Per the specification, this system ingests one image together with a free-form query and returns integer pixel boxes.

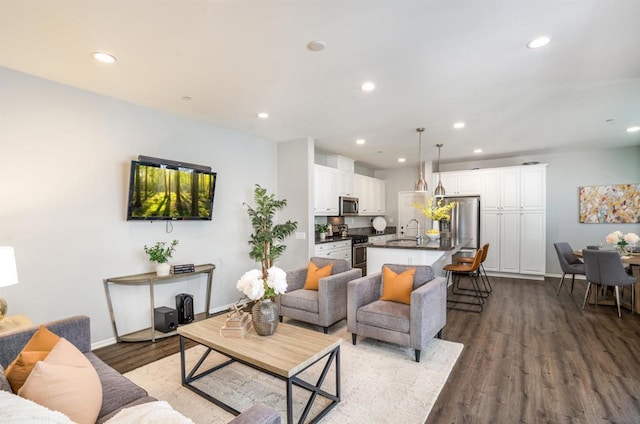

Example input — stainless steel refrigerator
[441,195,480,251]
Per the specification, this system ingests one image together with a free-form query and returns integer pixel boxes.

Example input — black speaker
[154,306,177,333]
[175,293,194,324]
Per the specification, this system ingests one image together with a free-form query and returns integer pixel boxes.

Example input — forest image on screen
[129,164,214,219]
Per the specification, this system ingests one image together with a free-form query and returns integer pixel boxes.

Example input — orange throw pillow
[303,262,333,290]
[5,326,61,392]
[380,266,416,305]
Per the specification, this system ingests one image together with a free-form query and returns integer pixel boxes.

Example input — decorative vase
[617,243,628,256]
[155,263,171,276]
[320,232,327,241]
[431,220,440,232]
[439,220,451,233]
[251,298,279,336]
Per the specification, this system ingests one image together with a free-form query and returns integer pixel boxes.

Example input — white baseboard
[91,302,237,350]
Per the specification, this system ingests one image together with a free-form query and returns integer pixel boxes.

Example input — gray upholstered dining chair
[347,264,447,362]
[277,257,362,333]
[582,249,636,318]
[554,242,586,295]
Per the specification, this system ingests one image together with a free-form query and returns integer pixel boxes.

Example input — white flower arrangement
[236,266,287,301]
[605,231,639,252]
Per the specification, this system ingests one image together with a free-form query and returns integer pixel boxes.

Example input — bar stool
[455,243,492,296]
[445,246,485,313]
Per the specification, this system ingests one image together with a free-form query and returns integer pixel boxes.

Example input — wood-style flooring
[94,276,640,424]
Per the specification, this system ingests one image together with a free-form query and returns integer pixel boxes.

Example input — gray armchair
[347,264,447,362]
[277,257,362,333]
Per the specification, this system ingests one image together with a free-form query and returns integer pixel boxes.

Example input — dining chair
[554,242,586,295]
[582,249,636,317]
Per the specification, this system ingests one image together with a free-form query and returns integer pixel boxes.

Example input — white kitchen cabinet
[481,210,519,273]
[480,164,546,276]
[314,240,351,262]
[314,165,384,216]
[314,165,340,216]
[435,170,481,195]
[356,175,386,216]
[481,168,520,211]
[520,165,546,210]
[339,171,358,197]
[519,210,546,275]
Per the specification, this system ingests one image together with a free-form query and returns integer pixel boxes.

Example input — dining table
[574,249,640,314]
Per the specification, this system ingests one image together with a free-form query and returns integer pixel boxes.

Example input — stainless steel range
[351,234,369,276]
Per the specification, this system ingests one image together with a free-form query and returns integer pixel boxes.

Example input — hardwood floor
[94,276,640,423]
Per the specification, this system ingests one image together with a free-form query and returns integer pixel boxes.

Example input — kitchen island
[366,238,470,278]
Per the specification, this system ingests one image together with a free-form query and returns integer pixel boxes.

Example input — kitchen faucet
[406,219,422,244]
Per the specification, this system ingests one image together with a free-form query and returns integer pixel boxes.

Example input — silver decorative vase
[251,298,279,336]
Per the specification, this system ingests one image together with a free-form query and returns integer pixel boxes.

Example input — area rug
[124,322,463,424]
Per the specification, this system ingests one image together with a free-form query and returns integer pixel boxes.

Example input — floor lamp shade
[0,247,19,320]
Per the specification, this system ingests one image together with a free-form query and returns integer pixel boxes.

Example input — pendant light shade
[414,128,428,192]
[434,143,446,196]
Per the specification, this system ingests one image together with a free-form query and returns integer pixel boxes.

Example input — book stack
[171,264,195,274]
[220,313,253,338]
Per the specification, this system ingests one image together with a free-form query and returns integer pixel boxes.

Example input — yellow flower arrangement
[413,198,457,222]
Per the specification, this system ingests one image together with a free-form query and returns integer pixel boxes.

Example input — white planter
[155,263,171,276]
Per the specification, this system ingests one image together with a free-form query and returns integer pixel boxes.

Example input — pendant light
[434,143,446,196]
[414,128,428,192]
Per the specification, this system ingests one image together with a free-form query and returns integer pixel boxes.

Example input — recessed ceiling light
[356,139,366,145]
[398,158,406,163]
[360,82,375,92]
[453,122,466,129]
[257,112,269,119]
[527,36,551,49]
[627,126,640,133]
[92,52,116,63]
[307,40,327,51]
[473,149,483,154]
[182,96,192,101]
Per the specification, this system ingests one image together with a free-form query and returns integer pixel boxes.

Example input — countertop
[315,227,397,244]
[367,237,469,252]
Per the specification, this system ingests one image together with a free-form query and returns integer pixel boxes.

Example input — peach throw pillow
[5,325,61,392]
[380,266,416,305]
[303,262,333,290]
[18,338,102,424]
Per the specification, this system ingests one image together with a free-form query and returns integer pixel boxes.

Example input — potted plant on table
[237,184,298,335]
[144,240,179,276]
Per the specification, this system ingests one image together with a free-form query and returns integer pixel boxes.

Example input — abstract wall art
[579,184,640,223]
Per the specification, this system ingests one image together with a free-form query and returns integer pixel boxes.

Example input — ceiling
[1,0,639,170]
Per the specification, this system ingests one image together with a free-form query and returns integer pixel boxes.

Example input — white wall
[0,67,282,344]
[277,138,314,270]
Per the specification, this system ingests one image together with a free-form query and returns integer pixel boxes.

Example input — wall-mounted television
[126,156,217,221]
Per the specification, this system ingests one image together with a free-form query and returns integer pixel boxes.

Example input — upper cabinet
[314,164,385,216]
[481,168,521,210]
[314,165,340,216]
[434,170,481,195]
[520,165,546,210]
[356,174,386,216]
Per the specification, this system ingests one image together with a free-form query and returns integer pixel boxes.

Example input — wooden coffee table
[177,314,341,424]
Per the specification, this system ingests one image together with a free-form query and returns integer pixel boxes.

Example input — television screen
[126,160,216,220]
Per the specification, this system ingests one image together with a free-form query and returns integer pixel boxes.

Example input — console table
[103,264,215,342]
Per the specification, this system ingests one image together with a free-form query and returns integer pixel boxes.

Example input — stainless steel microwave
[339,196,359,216]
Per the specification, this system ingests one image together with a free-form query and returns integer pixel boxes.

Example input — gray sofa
[0,315,281,424]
